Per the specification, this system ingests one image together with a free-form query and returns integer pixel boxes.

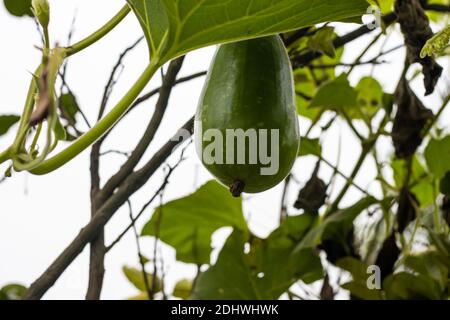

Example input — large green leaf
[191,230,260,299]
[192,220,323,300]
[127,0,369,63]
[192,214,322,300]
[141,181,247,265]
[425,135,450,179]
[0,115,20,137]
[251,213,323,295]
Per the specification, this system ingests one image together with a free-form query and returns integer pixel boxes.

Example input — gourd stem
[30,61,160,175]
[230,180,245,198]
[66,5,131,57]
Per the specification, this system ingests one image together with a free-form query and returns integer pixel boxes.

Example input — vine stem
[0,148,12,166]
[30,61,160,175]
[66,5,131,57]
[1,5,132,167]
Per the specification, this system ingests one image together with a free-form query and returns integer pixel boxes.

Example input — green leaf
[439,171,450,196]
[425,136,450,179]
[336,257,383,300]
[307,26,336,58]
[383,272,443,300]
[173,279,193,300]
[127,0,369,63]
[191,230,260,300]
[368,0,394,14]
[53,117,67,141]
[141,181,247,265]
[350,76,383,119]
[294,196,377,251]
[426,230,450,266]
[59,92,80,124]
[392,156,435,207]
[309,74,358,110]
[254,214,323,292]
[404,250,449,291]
[294,46,344,120]
[122,266,161,293]
[3,0,32,17]
[298,137,321,157]
[0,284,27,300]
[420,25,450,58]
[192,215,322,300]
[0,115,20,137]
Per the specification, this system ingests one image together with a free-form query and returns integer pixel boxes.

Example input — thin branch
[105,142,191,253]
[99,150,131,157]
[23,117,195,300]
[98,37,144,121]
[99,56,185,200]
[127,200,152,299]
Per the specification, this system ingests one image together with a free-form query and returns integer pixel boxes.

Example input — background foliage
[0,0,449,300]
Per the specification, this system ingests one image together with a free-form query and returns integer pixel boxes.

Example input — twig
[105,141,191,252]
[127,200,152,299]
[23,117,195,300]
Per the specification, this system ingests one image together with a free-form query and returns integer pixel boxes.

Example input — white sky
[0,0,448,300]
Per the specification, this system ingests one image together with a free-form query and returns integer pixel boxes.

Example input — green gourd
[195,35,299,197]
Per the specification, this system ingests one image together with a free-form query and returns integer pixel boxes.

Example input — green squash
[195,35,299,197]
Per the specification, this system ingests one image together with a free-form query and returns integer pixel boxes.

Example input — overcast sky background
[0,1,448,299]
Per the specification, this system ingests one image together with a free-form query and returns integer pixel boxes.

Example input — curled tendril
[420,25,450,59]
[11,47,66,172]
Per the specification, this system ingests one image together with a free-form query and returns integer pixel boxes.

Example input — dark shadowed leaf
[141,181,247,265]
[375,233,400,280]
[392,79,433,159]
[440,172,450,196]
[3,0,32,17]
[396,188,419,233]
[294,166,327,214]
[0,115,20,137]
